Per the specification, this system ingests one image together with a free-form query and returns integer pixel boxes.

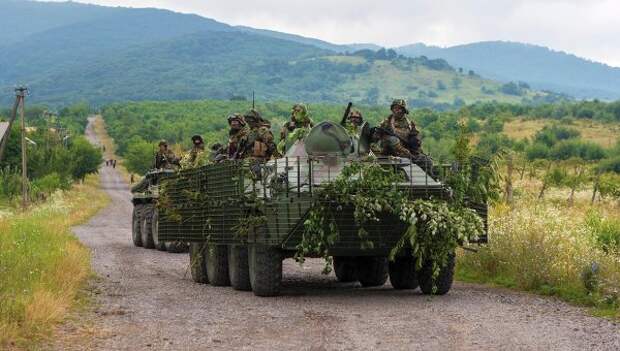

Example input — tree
[539,164,566,199]
[69,136,102,181]
[124,137,155,175]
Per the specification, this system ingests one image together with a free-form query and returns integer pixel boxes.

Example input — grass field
[0,175,108,350]
[503,118,620,147]
[456,175,620,318]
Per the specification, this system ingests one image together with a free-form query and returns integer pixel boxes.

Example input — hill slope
[0,1,550,106]
[396,41,620,100]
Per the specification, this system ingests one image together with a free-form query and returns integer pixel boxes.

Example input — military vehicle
[131,169,188,253]
[142,121,487,297]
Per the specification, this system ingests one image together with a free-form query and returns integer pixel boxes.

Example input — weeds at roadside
[0,175,109,350]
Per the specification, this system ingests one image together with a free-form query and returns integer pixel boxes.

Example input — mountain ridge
[0,0,616,104]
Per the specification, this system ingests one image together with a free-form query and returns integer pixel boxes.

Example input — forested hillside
[396,41,620,99]
[0,1,575,107]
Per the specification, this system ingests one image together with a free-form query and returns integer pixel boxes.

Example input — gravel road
[51,118,619,351]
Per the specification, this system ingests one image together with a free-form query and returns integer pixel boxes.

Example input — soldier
[154,140,179,169]
[279,103,314,142]
[344,109,364,134]
[374,99,434,173]
[242,109,277,160]
[279,103,314,154]
[226,113,249,159]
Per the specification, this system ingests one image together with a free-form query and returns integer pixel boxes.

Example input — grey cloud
[44,0,620,66]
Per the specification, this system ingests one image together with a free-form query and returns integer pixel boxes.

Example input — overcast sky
[46,0,620,67]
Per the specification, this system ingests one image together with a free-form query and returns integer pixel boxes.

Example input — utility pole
[16,86,29,208]
[0,92,21,163]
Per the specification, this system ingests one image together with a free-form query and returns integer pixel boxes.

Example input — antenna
[252,91,255,110]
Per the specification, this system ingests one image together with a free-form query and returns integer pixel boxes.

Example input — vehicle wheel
[206,244,230,286]
[165,241,187,253]
[249,245,282,297]
[419,253,455,295]
[357,256,388,287]
[189,242,208,284]
[333,256,358,282]
[141,204,155,249]
[151,208,166,251]
[389,256,419,290]
[132,204,143,247]
[228,245,251,291]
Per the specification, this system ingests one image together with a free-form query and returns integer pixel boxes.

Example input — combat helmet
[291,103,310,123]
[390,99,409,114]
[158,139,168,147]
[348,109,364,125]
[243,109,261,123]
[191,134,204,145]
[227,113,246,126]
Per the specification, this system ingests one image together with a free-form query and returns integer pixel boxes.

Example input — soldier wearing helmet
[345,109,364,134]
[226,113,249,159]
[280,103,314,142]
[374,99,434,174]
[242,109,276,160]
[279,103,314,154]
[375,99,422,158]
[154,139,179,170]
[179,134,206,169]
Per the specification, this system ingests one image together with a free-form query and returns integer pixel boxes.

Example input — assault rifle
[340,102,353,127]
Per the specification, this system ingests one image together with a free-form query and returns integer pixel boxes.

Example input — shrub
[458,202,620,312]
[525,142,550,160]
[586,211,620,254]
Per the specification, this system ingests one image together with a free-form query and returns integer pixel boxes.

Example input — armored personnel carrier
[133,121,488,296]
[130,169,188,253]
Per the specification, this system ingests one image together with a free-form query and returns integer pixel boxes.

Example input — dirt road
[53,118,619,350]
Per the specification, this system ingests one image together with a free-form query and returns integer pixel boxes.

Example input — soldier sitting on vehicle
[226,113,249,160]
[344,108,364,134]
[373,99,434,174]
[180,134,206,169]
[154,140,179,170]
[278,103,314,154]
[242,109,277,161]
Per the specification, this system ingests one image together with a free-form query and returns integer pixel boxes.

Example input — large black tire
[189,243,208,284]
[228,245,251,291]
[419,253,456,295]
[333,256,358,282]
[389,256,419,290]
[151,208,166,251]
[141,204,155,249]
[165,241,187,253]
[206,244,230,286]
[249,245,282,297]
[131,204,143,247]
[357,256,388,287]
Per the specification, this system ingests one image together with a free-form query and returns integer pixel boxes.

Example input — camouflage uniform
[344,109,364,135]
[279,104,314,154]
[180,135,205,169]
[154,140,179,169]
[243,110,277,160]
[377,99,422,158]
[226,113,249,159]
[279,103,314,142]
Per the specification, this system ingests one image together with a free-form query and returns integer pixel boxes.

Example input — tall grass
[0,175,108,349]
[457,198,620,317]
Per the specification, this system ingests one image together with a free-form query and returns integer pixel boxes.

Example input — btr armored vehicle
[131,121,487,296]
